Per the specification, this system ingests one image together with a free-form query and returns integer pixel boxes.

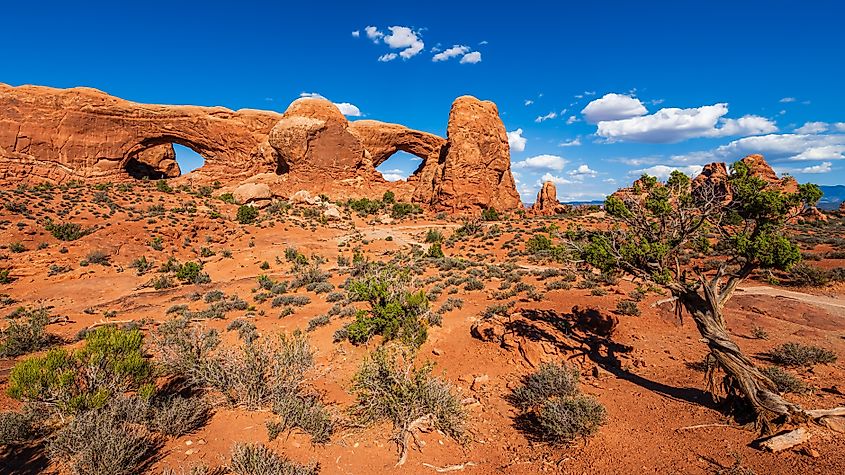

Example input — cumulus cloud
[774,162,833,175]
[298,93,362,117]
[381,172,406,181]
[596,104,777,143]
[535,111,557,123]
[524,99,534,106]
[513,154,568,171]
[629,165,704,180]
[795,121,830,134]
[459,51,482,64]
[779,97,797,103]
[710,133,845,161]
[507,129,527,152]
[384,26,425,59]
[365,26,383,42]
[834,123,845,132]
[378,53,398,62]
[351,30,360,38]
[790,145,845,161]
[566,115,579,125]
[569,164,598,178]
[581,93,648,123]
[432,45,469,62]
[540,173,573,186]
[559,138,581,147]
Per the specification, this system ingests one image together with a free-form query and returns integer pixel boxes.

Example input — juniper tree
[578,160,823,432]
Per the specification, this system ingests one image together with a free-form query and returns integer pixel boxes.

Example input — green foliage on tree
[577,159,823,432]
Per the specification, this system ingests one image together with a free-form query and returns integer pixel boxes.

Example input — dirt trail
[737,286,845,315]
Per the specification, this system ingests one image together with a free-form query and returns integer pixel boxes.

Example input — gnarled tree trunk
[676,288,806,433]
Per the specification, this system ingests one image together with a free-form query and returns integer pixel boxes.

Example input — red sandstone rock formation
[0,83,281,181]
[415,96,522,211]
[0,84,523,211]
[531,181,568,215]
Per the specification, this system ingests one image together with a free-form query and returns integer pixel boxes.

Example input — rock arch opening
[124,138,211,180]
[376,150,425,182]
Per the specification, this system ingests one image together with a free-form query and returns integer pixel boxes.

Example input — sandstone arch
[0,83,281,181]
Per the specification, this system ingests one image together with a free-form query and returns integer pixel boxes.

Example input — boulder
[233,183,272,204]
[290,190,321,205]
[323,205,342,221]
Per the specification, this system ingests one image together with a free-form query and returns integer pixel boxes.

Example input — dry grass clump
[759,366,809,394]
[229,442,318,475]
[0,306,57,357]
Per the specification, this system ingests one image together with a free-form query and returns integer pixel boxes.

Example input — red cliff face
[0,84,522,211]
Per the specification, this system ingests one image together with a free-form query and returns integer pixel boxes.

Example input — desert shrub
[760,366,809,394]
[289,261,329,290]
[788,263,830,286]
[237,205,259,224]
[391,202,422,219]
[425,229,443,243]
[0,409,38,446]
[271,295,310,308]
[8,242,26,253]
[464,278,484,291]
[426,242,445,258]
[154,323,332,443]
[7,326,153,413]
[156,179,173,192]
[267,391,335,444]
[481,207,500,221]
[438,297,464,313]
[0,268,13,284]
[45,221,89,241]
[219,192,236,204]
[147,274,176,289]
[510,362,605,444]
[229,442,319,475]
[149,395,213,436]
[769,342,837,367]
[48,401,161,475]
[346,197,384,216]
[751,326,769,340]
[130,256,154,275]
[350,346,464,457]
[325,291,345,303]
[534,395,606,444]
[344,263,431,347]
[525,234,567,262]
[83,250,111,266]
[615,300,640,316]
[382,190,395,203]
[176,261,211,284]
[0,306,56,357]
[307,315,330,332]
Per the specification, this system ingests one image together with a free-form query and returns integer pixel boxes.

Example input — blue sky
[2,1,844,202]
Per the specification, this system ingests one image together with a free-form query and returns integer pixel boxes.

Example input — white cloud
[524,99,534,106]
[540,172,573,186]
[559,138,581,147]
[351,30,360,38]
[794,121,829,134]
[432,45,468,62]
[569,164,598,178]
[298,93,362,117]
[513,154,568,171]
[834,123,845,132]
[714,133,845,161]
[334,102,362,117]
[384,26,424,59]
[365,26,383,42]
[535,111,557,123]
[791,145,845,161]
[566,115,579,125]
[381,173,406,182]
[630,165,704,180]
[378,53,397,62]
[774,161,833,175]
[596,104,777,143]
[582,93,648,123]
[460,51,482,64]
[779,97,797,103]
[507,128,527,152]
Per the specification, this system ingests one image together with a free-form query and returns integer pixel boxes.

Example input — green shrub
[237,205,259,224]
[425,229,443,243]
[8,242,26,253]
[391,202,421,219]
[769,342,837,367]
[229,443,319,475]
[176,261,210,284]
[346,197,384,216]
[615,300,640,316]
[0,306,56,357]
[481,207,500,221]
[7,326,153,413]
[344,264,430,347]
[156,179,173,193]
[382,191,395,204]
[0,268,13,284]
[426,242,445,258]
[46,221,89,241]
[510,362,579,410]
[534,395,606,444]
[219,192,236,204]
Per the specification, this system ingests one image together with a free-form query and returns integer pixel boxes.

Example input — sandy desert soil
[0,179,843,475]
